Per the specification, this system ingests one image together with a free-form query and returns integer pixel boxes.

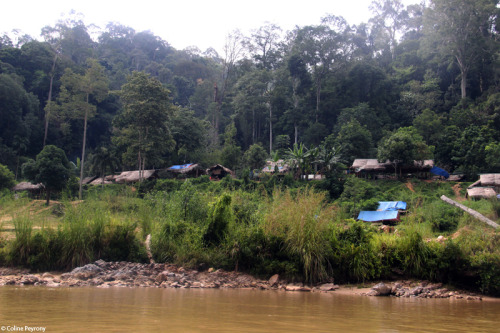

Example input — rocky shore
[366,281,483,300]
[0,260,485,300]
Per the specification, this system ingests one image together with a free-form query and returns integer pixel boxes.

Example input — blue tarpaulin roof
[377,201,407,211]
[168,163,194,170]
[357,210,400,222]
[430,166,450,179]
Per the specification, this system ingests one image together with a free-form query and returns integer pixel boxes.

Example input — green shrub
[330,219,380,283]
[204,194,233,246]
[0,164,15,190]
[468,252,500,296]
[394,229,432,278]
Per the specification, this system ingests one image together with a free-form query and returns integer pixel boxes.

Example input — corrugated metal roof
[357,210,400,222]
[377,201,407,211]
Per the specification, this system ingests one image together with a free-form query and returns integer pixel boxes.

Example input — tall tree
[424,0,499,99]
[369,0,408,59]
[56,59,108,198]
[213,31,245,138]
[377,126,433,177]
[246,23,282,70]
[293,18,351,122]
[113,71,175,178]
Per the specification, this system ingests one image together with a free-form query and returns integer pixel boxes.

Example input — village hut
[207,164,235,180]
[12,182,45,198]
[163,163,206,178]
[81,176,98,185]
[89,175,115,185]
[466,187,497,200]
[468,174,500,191]
[350,159,434,179]
[114,170,157,184]
[261,160,290,174]
[350,159,393,178]
[12,181,44,192]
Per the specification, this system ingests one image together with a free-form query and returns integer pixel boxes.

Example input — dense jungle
[0,0,499,296]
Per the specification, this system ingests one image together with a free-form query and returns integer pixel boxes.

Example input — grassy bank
[0,176,499,296]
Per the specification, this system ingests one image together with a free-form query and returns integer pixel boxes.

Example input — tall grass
[263,188,334,283]
[9,215,33,265]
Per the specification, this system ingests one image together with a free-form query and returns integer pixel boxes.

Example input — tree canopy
[1,0,500,182]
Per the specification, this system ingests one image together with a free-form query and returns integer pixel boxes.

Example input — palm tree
[316,145,343,174]
[285,143,308,180]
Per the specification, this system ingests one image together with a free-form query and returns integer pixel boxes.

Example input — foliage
[22,145,72,205]
[112,71,175,171]
[0,163,15,190]
[242,143,267,171]
[263,188,333,283]
[203,194,233,246]
[377,127,433,176]
[330,219,380,283]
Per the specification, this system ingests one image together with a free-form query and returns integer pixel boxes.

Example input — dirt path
[452,183,465,201]
[405,181,415,192]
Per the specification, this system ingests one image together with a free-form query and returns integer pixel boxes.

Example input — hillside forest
[1,0,500,181]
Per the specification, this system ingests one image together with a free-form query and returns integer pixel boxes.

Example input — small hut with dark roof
[207,164,235,180]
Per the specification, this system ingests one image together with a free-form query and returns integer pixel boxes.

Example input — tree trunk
[43,53,57,147]
[79,95,89,200]
[269,103,272,154]
[461,71,467,99]
[46,188,51,206]
[294,124,298,145]
[315,78,321,123]
[440,195,499,229]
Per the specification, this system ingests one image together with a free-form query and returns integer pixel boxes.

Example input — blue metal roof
[377,201,407,211]
[167,163,194,170]
[357,210,400,222]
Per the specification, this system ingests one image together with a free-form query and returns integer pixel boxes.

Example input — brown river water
[0,286,498,332]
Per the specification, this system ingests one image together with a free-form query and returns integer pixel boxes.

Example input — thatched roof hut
[351,159,392,172]
[468,174,500,189]
[89,176,115,185]
[261,160,290,174]
[466,187,497,200]
[207,164,235,180]
[114,170,157,183]
[12,182,44,192]
[351,159,434,176]
[81,176,98,185]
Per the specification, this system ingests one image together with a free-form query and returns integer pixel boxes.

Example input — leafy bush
[0,163,15,190]
[330,219,380,283]
[468,252,500,296]
[204,194,233,246]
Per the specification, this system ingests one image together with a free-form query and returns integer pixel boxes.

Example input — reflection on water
[0,286,498,332]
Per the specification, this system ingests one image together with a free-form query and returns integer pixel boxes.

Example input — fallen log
[440,195,499,229]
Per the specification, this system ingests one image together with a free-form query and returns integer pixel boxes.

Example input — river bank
[0,260,492,301]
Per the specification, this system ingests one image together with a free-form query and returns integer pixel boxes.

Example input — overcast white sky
[1,0,419,53]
